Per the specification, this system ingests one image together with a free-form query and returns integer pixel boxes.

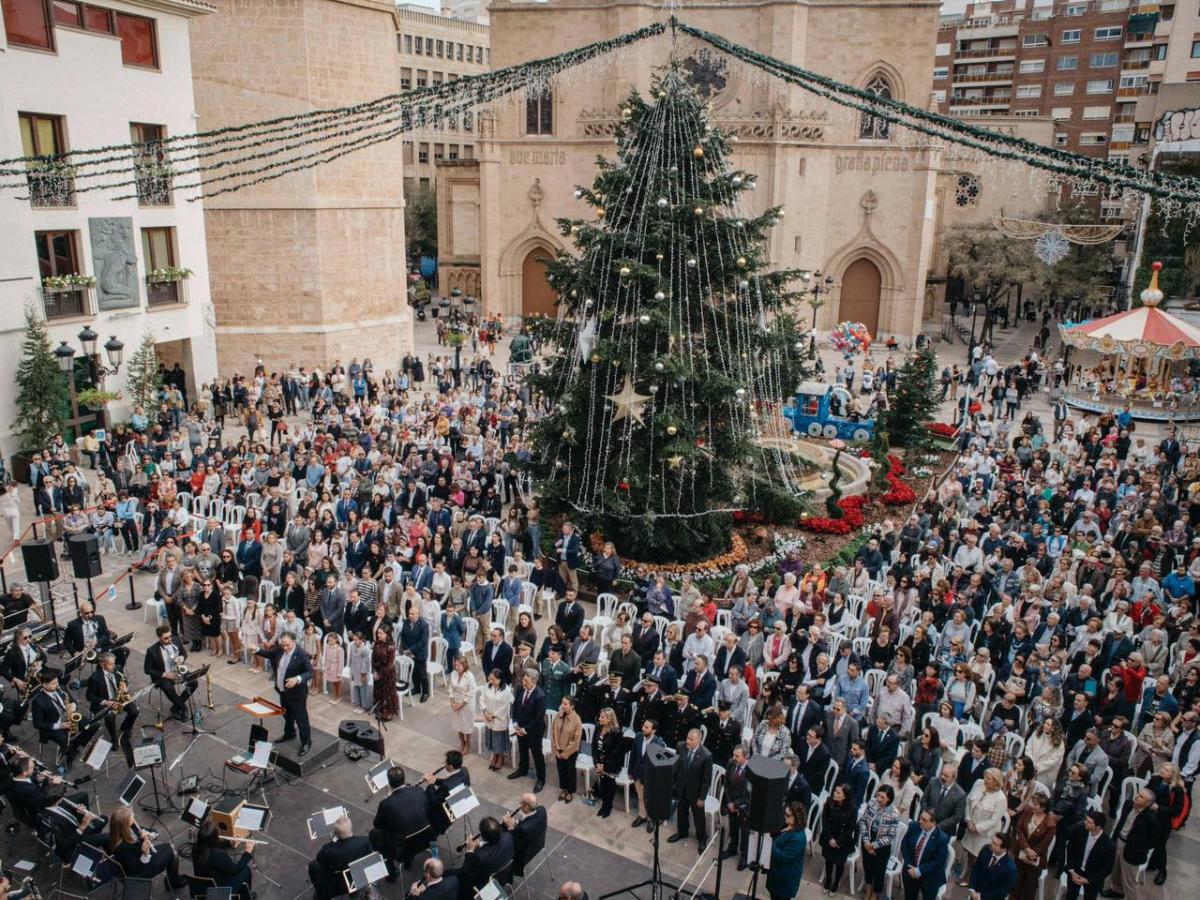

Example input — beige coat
[551,710,582,759]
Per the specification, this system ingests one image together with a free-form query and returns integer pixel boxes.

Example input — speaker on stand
[20,540,64,648]
[735,756,788,900]
[599,746,679,900]
[68,533,102,606]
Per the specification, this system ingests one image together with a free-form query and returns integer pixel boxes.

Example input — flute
[423,764,447,781]
[456,806,521,852]
[218,835,268,846]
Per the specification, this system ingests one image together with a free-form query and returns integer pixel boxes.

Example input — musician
[1,584,43,629]
[254,631,314,756]
[108,805,183,887]
[509,670,547,792]
[407,858,459,900]
[308,816,371,900]
[424,750,471,837]
[504,793,548,878]
[702,700,741,768]
[31,670,78,767]
[1,625,47,724]
[64,601,129,669]
[192,820,254,900]
[142,625,195,723]
[6,753,105,858]
[450,816,514,900]
[629,717,667,829]
[370,766,433,877]
[86,652,138,756]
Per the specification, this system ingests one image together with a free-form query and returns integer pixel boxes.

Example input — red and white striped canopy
[1059,305,1200,360]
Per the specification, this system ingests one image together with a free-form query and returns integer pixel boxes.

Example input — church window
[859,75,893,140]
[526,89,553,136]
[955,174,981,207]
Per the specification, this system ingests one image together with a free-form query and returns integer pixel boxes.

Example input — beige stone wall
[470,0,946,339]
[189,0,412,374]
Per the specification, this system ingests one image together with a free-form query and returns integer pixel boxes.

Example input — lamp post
[800,271,836,359]
[54,328,124,442]
[967,290,982,363]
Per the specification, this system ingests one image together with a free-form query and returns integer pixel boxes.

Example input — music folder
[306,806,347,840]
[116,771,146,806]
[133,738,164,769]
[342,852,389,893]
[443,784,480,822]
[182,798,211,827]
[69,844,103,879]
[475,878,506,900]
[365,759,396,793]
[234,803,269,833]
[85,737,112,770]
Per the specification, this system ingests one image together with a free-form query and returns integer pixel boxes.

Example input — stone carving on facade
[88,217,139,310]
[576,105,827,142]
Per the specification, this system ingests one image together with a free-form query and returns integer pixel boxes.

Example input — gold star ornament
[666,455,684,470]
[606,375,651,426]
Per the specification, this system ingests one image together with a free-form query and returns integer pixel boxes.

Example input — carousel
[1058,262,1200,422]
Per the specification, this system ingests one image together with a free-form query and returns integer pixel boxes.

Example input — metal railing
[951,70,1015,82]
[146,278,187,307]
[41,287,90,320]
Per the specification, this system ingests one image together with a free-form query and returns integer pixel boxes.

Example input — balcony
[146,276,188,308]
[25,158,75,208]
[1121,59,1152,70]
[41,287,91,320]
[952,70,1015,83]
[955,47,1017,60]
[135,166,173,207]
[1117,84,1154,98]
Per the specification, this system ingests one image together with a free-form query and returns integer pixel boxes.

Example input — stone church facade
[436,0,1054,341]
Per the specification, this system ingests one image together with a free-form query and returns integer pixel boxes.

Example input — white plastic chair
[865,669,887,697]
[427,637,449,689]
[715,609,732,631]
[541,709,557,757]
[594,593,619,628]
[461,619,480,667]
[492,599,511,635]
[1037,836,1056,900]
[143,596,164,625]
[805,794,825,855]
[822,759,840,798]
[576,723,596,794]
[396,655,415,717]
[1089,767,1113,811]
[258,580,276,606]
[703,765,726,838]
[882,820,909,900]
[852,636,872,659]
[614,751,634,812]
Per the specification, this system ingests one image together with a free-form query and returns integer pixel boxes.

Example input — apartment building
[396,5,489,194]
[0,0,218,453]
[936,0,1160,185]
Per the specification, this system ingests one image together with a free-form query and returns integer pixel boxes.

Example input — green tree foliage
[12,304,68,453]
[124,331,161,411]
[405,184,438,260]
[524,74,810,563]
[886,346,940,449]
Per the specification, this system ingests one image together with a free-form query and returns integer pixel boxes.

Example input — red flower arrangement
[798,495,866,534]
[927,422,960,439]
[880,455,917,506]
[732,510,767,524]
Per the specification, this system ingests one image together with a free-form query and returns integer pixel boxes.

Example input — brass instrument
[175,663,190,678]
[83,638,99,664]
[19,659,43,702]
[204,668,214,710]
[66,700,82,736]
[113,677,132,710]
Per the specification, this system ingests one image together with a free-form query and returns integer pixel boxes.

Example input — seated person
[192,821,254,900]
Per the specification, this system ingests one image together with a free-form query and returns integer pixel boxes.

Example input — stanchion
[124,566,141,611]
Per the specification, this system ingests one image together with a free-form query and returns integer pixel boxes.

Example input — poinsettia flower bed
[880,455,917,506]
[927,422,959,439]
[797,495,866,534]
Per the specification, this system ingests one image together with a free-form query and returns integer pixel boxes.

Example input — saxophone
[65,699,82,736]
[113,677,133,710]
[20,659,43,702]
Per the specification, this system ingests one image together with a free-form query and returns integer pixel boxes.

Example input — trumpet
[83,639,99,664]
[175,663,190,678]
[456,806,521,852]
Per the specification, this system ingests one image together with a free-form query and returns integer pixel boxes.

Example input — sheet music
[476,879,505,900]
[249,741,273,769]
[85,738,111,770]
[235,806,266,831]
[322,806,345,825]
[242,701,276,716]
[187,799,208,821]
[448,792,480,818]
[369,769,389,790]
[71,854,95,877]
[747,832,773,866]
[363,860,389,884]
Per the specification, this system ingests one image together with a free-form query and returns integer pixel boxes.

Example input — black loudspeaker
[21,540,59,583]
[746,755,788,834]
[642,747,675,823]
[68,534,102,578]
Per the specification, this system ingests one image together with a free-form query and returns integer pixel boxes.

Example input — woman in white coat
[447,656,477,756]
[957,767,1008,887]
[1025,718,1066,787]
[480,668,513,772]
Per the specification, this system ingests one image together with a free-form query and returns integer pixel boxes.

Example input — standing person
[1063,811,1115,900]
[590,707,623,817]
[968,833,1017,900]
[481,668,513,772]
[958,768,1007,887]
[555,522,581,595]
[508,671,546,792]
[551,696,582,803]
[371,626,399,722]
[254,631,313,756]
[765,802,807,900]
[1107,788,1163,899]
[400,605,431,703]
[900,807,950,900]
[669,728,713,849]
[720,745,751,869]
[1010,793,1057,900]
[820,784,859,893]
[447,656,477,756]
[859,785,902,900]
[347,632,372,711]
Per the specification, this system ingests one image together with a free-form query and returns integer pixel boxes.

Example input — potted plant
[42,273,96,292]
[147,266,193,284]
[10,304,68,482]
[76,388,121,411]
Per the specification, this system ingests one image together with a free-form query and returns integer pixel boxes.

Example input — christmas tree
[526,72,810,564]
[885,345,940,449]
[13,304,68,454]
[124,330,162,411]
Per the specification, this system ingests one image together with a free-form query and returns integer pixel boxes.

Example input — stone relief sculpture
[89,217,139,310]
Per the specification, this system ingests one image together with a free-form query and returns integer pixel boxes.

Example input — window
[1080,133,1108,144]
[1065,3,1086,14]
[935,41,951,56]
[424,38,432,54]
[933,89,947,103]
[52,1,80,26]
[463,110,473,132]
[418,143,429,163]
[1083,105,1111,118]
[116,12,157,68]
[1111,124,1135,141]
[131,122,170,206]
[466,45,473,62]
[414,36,422,54]
[1016,84,1042,97]
[3,0,53,49]
[859,74,893,140]
[1161,3,1174,19]
[403,34,412,53]
[35,230,87,318]
[19,112,74,206]
[1023,34,1049,46]
[1090,52,1119,67]
[1055,133,1069,145]
[933,67,948,79]
[1019,59,1045,73]
[1062,28,1081,42]
[435,39,443,57]
[1052,107,1073,119]
[462,144,473,160]
[1014,108,1040,117]
[525,89,553,135]
[1120,74,1148,88]
[141,226,175,270]
[433,143,444,161]
[416,71,427,87]
[1192,40,1200,57]
[1087,78,1115,92]
[448,145,459,160]
[1155,44,1168,60]
[401,67,412,90]
[1095,26,1122,39]
[1058,56,1078,70]
[1134,125,1150,142]
[1054,81,1076,95]
[456,43,463,60]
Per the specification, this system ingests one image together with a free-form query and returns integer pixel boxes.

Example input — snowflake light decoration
[1034,228,1070,265]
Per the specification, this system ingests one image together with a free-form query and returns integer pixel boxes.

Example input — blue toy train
[784,381,876,442]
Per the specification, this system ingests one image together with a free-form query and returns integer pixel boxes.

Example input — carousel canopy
[1058,262,1200,360]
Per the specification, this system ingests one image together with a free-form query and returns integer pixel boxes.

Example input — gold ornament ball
[656,252,664,261]
[619,266,631,277]
[621,107,632,119]
[591,353,601,363]
[562,430,572,440]
[666,425,678,436]
[693,147,704,159]
[736,257,748,268]
[596,207,606,218]
[570,224,580,234]
[694,206,704,216]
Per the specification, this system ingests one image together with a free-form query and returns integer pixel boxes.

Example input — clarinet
[404,877,428,899]
[455,806,521,852]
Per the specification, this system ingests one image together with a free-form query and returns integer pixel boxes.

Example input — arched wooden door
[521,248,557,317]
[840,258,882,337]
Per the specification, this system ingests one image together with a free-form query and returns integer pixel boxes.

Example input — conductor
[369,766,433,877]
[255,631,313,756]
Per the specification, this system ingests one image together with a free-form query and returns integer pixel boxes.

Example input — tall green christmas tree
[885,345,940,449]
[526,72,810,564]
[13,304,68,454]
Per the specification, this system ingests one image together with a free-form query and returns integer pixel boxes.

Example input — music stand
[342,852,389,894]
[180,664,211,734]
[476,878,507,900]
[135,737,174,817]
[306,807,348,840]
[181,798,210,828]
[115,771,146,806]
[365,758,397,794]
[83,736,112,801]
[59,843,104,900]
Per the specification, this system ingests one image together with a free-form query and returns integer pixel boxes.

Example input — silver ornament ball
[686,258,697,268]
[656,197,669,209]
[654,291,665,301]
[638,314,651,324]
[654,362,665,372]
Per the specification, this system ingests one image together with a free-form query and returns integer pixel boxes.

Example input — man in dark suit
[554,589,585,641]
[682,656,717,710]
[720,745,751,868]
[554,523,582,594]
[63,601,129,669]
[482,628,515,687]
[308,817,372,900]
[642,650,678,696]
[254,631,314,755]
[1062,690,1095,749]
[31,670,79,765]
[968,833,1017,900]
[451,816,514,900]
[957,739,988,794]
[823,698,860,768]
[407,556,434,595]
[143,624,195,722]
[505,794,548,878]
[632,613,660,660]
[922,764,967,835]
[1105,788,1162,898]
[370,767,433,876]
[508,671,546,792]
[788,684,822,749]
[701,701,741,768]
[783,752,813,811]
[400,605,431,703]
[0,625,46,726]
[1064,812,1116,900]
[845,741,871,807]
[423,750,471,837]
[629,718,668,829]
[343,590,372,639]
[866,713,901,773]
[568,625,600,673]
[6,754,105,858]
[798,725,832,794]
[316,574,346,634]
[668,728,713,849]
[86,652,138,759]
[408,858,458,900]
[900,807,950,900]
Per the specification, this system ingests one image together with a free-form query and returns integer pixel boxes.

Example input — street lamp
[967,290,982,362]
[801,270,836,359]
[54,341,83,443]
[76,326,124,381]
